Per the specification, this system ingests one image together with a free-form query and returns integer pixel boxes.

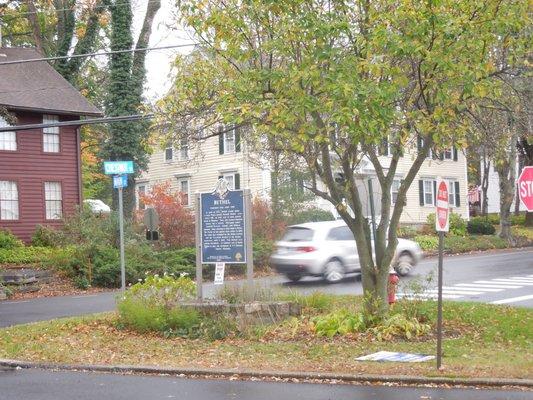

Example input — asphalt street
[0,368,531,400]
[1,248,532,328]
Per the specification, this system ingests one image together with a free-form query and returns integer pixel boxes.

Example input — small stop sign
[518,166,533,212]
[435,179,449,232]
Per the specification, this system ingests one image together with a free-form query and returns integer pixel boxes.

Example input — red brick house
[0,48,102,242]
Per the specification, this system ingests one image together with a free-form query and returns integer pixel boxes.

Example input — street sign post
[435,178,449,370]
[104,161,134,292]
[195,179,253,299]
[517,166,533,212]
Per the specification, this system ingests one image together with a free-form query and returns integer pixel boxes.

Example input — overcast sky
[133,0,196,102]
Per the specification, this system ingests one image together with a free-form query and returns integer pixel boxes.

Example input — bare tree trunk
[514,154,524,215]
[496,126,518,241]
[24,0,44,54]
[481,150,490,216]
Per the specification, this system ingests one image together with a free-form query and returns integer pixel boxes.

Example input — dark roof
[0,48,102,116]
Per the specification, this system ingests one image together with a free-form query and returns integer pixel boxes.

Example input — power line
[0,113,154,132]
[0,43,198,66]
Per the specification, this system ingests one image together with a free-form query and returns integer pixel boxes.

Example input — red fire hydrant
[388,268,400,305]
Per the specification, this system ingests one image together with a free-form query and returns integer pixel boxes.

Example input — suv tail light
[296,246,317,253]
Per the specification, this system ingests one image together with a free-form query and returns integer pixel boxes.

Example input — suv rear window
[326,226,354,241]
[281,227,314,242]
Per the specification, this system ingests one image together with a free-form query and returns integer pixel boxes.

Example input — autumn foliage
[139,182,194,248]
[252,197,286,241]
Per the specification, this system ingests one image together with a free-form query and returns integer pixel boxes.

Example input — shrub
[139,182,195,248]
[311,309,366,337]
[444,235,507,253]
[0,246,53,264]
[426,213,467,236]
[414,235,438,251]
[283,291,334,312]
[0,229,23,250]
[369,314,431,341]
[397,226,419,239]
[252,197,286,241]
[510,214,526,226]
[31,225,63,247]
[467,217,496,235]
[253,239,274,268]
[288,207,335,225]
[117,275,200,336]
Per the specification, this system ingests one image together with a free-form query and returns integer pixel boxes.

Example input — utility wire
[0,43,198,66]
[0,113,154,132]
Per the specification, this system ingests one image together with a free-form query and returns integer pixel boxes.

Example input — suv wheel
[395,252,414,276]
[286,273,302,282]
[324,259,345,283]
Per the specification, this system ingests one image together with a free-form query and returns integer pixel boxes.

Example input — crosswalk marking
[398,275,532,304]
[474,280,525,287]
[489,279,533,286]
[491,294,533,305]
[444,286,502,292]
[455,283,514,289]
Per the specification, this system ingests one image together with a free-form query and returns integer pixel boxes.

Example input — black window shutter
[455,181,460,207]
[439,152,444,161]
[235,173,240,189]
[235,127,241,152]
[418,180,424,206]
[453,147,458,161]
[218,175,223,181]
[433,180,437,205]
[218,126,224,155]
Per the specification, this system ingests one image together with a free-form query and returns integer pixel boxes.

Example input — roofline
[2,104,103,117]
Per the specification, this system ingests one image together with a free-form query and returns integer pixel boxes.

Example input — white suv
[270,220,423,283]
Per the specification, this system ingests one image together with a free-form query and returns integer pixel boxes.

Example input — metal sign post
[244,188,253,287]
[118,184,126,292]
[435,178,449,370]
[195,192,203,300]
[105,161,134,293]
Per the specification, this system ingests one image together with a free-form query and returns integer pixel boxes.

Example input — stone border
[1,359,532,389]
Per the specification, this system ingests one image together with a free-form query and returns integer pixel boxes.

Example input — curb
[1,359,532,389]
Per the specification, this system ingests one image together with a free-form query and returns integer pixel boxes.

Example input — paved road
[0,368,530,400]
[1,249,532,328]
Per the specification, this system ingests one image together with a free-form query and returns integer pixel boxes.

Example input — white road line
[1,300,30,305]
[474,280,529,287]
[455,283,520,289]
[491,294,533,305]
[445,286,503,292]
[424,289,483,295]
[507,277,533,282]
[489,279,533,286]
[71,295,98,299]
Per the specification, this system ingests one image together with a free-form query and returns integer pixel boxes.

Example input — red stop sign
[436,179,449,232]
[518,166,533,212]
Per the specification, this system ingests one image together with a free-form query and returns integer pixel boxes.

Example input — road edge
[1,358,532,389]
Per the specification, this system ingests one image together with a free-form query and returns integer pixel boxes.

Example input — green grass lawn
[0,297,531,379]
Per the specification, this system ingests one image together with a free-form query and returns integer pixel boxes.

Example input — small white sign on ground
[214,262,225,285]
[356,351,435,362]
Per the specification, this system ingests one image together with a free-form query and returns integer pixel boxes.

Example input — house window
[423,179,434,206]
[179,138,189,161]
[0,181,19,220]
[391,179,401,204]
[448,180,460,207]
[0,117,16,151]
[443,148,453,160]
[418,137,433,159]
[177,178,190,206]
[43,115,60,153]
[224,129,236,154]
[164,147,173,162]
[44,181,62,219]
[137,185,147,210]
[220,172,240,190]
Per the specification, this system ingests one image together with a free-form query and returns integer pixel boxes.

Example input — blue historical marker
[104,160,134,175]
[113,175,128,189]
[200,189,246,264]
